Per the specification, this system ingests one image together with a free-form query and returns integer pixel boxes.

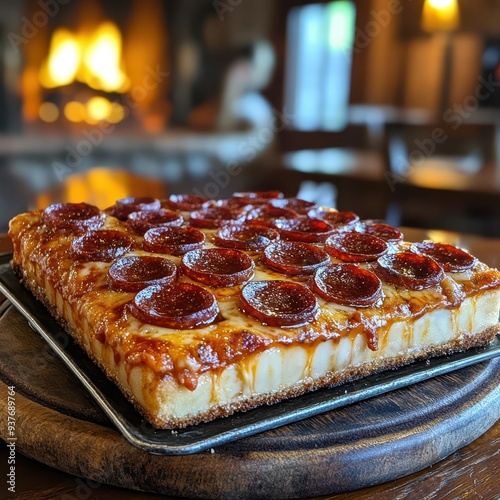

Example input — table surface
[0,229,499,500]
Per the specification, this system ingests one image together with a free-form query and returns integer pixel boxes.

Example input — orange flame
[39,21,129,93]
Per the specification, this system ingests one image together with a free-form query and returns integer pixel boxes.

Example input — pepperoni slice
[240,281,319,327]
[313,264,383,307]
[43,203,103,232]
[410,241,476,273]
[362,223,403,243]
[325,232,388,262]
[108,256,177,292]
[130,283,218,329]
[215,225,279,251]
[126,209,184,235]
[268,197,318,215]
[314,209,359,228]
[144,226,205,255]
[105,197,161,220]
[272,218,335,243]
[246,206,298,227]
[182,248,255,287]
[71,230,134,262]
[375,251,444,290]
[262,241,330,276]
[189,207,246,229]
[163,194,208,212]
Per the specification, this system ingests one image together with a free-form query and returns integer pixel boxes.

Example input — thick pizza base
[9,210,500,428]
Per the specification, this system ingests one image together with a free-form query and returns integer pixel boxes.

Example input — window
[285,1,356,131]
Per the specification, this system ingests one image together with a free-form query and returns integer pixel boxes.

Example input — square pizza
[8,192,500,428]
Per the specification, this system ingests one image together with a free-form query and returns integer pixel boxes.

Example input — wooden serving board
[0,303,499,500]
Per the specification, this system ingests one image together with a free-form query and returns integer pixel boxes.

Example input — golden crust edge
[148,325,499,429]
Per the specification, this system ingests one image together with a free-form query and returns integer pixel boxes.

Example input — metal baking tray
[1,253,499,455]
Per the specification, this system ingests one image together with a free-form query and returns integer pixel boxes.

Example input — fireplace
[13,0,170,132]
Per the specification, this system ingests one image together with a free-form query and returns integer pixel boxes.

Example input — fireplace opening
[20,0,170,133]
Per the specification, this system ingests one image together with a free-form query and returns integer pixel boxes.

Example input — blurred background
[1,0,500,236]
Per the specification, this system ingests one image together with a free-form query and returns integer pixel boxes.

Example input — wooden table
[0,424,497,500]
[0,231,499,499]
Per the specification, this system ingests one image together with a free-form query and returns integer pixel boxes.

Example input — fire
[39,21,129,93]
[82,22,129,92]
[40,29,81,88]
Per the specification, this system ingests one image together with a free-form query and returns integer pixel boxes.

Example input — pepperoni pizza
[8,192,500,428]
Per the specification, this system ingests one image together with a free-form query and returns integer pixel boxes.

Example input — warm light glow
[409,163,470,189]
[22,66,42,122]
[123,0,167,112]
[142,113,165,132]
[64,98,124,124]
[82,22,129,92]
[422,0,460,32]
[38,102,59,123]
[427,0,454,8]
[40,22,129,93]
[108,102,126,123]
[40,29,81,88]
[64,101,86,123]
[86,96,112,122]
[427,230,460,245]
[87,170,130,202]
[66,176,89,205]
[35,168,167,210]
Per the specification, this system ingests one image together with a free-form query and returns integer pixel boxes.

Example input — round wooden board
[0,304,499,500]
